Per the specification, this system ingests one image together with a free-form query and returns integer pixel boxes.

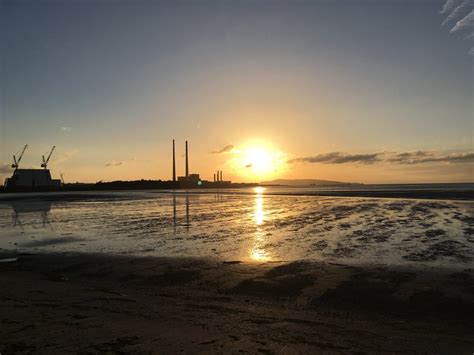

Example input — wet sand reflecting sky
[0,189,472,268]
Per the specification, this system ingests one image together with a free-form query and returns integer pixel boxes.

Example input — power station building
[171,139,232,187]
[172,139,201,186]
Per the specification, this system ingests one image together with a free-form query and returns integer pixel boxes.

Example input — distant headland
[260,179,363,187]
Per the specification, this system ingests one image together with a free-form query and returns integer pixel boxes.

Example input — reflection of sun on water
[250,231,271,262]
[254,186,265,194]
[250,187,271,262]
[254,187,265,225]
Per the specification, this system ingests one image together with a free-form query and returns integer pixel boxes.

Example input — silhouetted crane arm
[41,146,56,169]
[12,144,28,169]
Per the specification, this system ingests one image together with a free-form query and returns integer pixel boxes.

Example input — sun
[229,142,287,180]
[242,147,275,174]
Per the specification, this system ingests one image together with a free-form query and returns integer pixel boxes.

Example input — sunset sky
[1,0,473,184]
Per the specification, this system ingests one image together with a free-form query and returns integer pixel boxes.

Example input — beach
[4,0,473,352]
[0,188,473,353]
[1,253,473,354]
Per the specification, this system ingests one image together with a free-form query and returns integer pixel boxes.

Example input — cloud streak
[290,151,474,165]
[451,9,474,32]
[441,0,463,14]
[51,149,79,165]
[212,144,234,154]
[105,161,124,167]
[289,152,380,165]
[391,152,474,164]
[440,0,474,54]
[442,0,471,26]
[105,156,136,167]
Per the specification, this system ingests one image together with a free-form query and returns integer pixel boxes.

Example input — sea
[0,184,473,269]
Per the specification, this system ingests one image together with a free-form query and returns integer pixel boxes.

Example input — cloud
[289,152,380,165]
[387,151,430,163]
[212,144,235,154]
[60,126,72,133]
[451,9,474,32]
[289,151,474,165]
[105,161,124,167]
[105,156,136,167]
[440,1,474,56]
[245,163,253,168]
[442,0,471,26]
[51,149,79,165]
[441,0,463,14]
[390,152,474,164]
[0,163,11,175]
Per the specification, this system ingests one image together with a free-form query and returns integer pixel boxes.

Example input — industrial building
[213,170,229,183]
[171,139,232,187]
[172,140,202,186]
[4,145,61,190]
[5,169,61,189]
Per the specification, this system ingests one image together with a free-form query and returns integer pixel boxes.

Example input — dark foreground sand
[1,253,473,354]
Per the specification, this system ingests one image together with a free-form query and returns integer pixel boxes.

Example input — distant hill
[259,179,362,187]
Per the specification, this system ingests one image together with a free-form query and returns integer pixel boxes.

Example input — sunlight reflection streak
[250,187,271,262]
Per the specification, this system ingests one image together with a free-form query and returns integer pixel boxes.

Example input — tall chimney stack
[220,171,223,182]
[213,173,216,182]
[172,139,176,182]
[185,140,189,177]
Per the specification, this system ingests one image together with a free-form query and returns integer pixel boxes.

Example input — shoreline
[1,188,473,201]
[1,252,473,353]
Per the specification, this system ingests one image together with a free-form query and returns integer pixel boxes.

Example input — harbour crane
[11,144,28,170]
[41,146,56,169]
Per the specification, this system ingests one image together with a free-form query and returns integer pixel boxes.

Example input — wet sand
[1,252,473,354]
[1,192,473,266]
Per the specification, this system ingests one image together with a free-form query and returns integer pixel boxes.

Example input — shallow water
[0,189,472,268]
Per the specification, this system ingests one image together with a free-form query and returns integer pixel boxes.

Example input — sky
[1,0,473,184]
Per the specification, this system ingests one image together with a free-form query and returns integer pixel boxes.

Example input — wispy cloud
[0,163,11,175]
[289,151,474,165]
[51,149,79,165]
[441,0,463,14]
[389,151,474,164]
[442,0,471,26]
[440,0,474,54]
[105,161,124,167]
[60,126,72,133]
[289,152,380,165]
[105,155,136,167]
[212,144,235,154]
[387,151,429,163]
[451,9,474,32]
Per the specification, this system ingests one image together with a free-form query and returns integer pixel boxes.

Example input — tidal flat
[0,189,473,353]
[0,190,472,268]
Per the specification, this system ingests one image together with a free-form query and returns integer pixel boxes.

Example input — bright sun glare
[232,144,286,179]
[243,147,274,174]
